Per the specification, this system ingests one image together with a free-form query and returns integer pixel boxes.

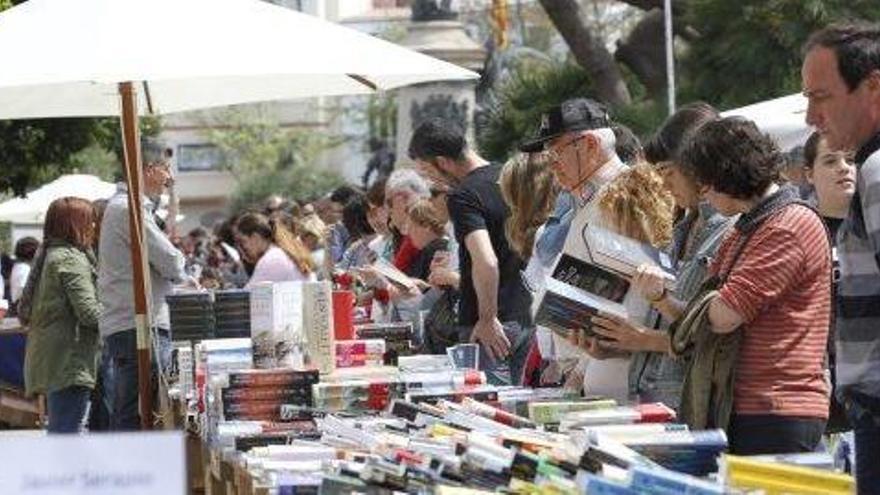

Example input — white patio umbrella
[0,0,477,118]
[0,0,478,428]
[0,174,116,224]
[722,93,811,151]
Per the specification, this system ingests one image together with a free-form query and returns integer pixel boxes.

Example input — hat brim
[518,131,562,153]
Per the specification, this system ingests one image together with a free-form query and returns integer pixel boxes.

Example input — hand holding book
[588,312,670,354]
[567,329,628,360]
[632,263,676,302]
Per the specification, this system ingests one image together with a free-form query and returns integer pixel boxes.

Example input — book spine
[221,387,313,402]
[527,400,618,424]
[226,369,319,387]
[303,282,336,375]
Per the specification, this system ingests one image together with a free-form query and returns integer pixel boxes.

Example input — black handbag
[422,289,460,354]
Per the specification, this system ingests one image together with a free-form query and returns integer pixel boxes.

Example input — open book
[371,258,418,292]
[535,277,628,339]
[578,226,675,287]
[552,254,630,303]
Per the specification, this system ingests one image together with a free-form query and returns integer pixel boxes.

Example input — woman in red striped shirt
[676,118,831,454]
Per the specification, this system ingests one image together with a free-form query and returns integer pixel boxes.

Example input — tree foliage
[681,0,880,109]
[0,119,105,195]
[201,106,345,213]
[479,0,880,158]
[478,61,591,163]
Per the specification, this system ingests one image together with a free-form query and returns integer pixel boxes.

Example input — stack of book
[199,338,253,375]
[167,291,215,341]
[335,339,386,369]
[213,289,251,339]
[217,369,319,421]
[527,399,619,425]
[313,379,406,412]
[172,342,194,399]
[559,403,677,432]
[249,282,304,369]
[232,421,322,452]
[626,429,728,476]
[354,322,414,364]
[302,282,336,375]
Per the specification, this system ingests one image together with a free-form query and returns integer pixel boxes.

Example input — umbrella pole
[118,82,154,430]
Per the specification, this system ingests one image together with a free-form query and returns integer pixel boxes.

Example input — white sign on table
[0,431,185,495]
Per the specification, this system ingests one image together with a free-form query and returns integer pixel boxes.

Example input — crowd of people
[2,21,879,494]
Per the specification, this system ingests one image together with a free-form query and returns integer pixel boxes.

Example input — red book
[332,290,355,340]
[636,402,677,423]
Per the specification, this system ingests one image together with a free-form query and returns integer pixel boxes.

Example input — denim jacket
[628,202,734,410]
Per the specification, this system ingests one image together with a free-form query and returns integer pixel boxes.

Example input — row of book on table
[169,339,854,495]
[161,229,853,494]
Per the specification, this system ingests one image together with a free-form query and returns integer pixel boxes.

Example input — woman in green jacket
[21,197,100,433]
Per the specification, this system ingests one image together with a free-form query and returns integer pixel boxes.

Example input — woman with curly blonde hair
[595,162,675,248]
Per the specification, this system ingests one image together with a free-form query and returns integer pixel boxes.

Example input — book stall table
[0,318,40,429]
[165,281,856,495]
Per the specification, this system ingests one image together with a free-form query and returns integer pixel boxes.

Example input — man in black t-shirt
[409,119,532,382]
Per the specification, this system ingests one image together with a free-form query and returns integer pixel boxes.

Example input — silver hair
[142,137,172,166]
[587,127,617,159]
[386,168,431,199]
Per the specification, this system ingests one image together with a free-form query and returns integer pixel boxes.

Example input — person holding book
[559,165,675,401]
[385,169,432,276]
[580,103,734,413]
[518,98,669,401]
[630,117,832,454]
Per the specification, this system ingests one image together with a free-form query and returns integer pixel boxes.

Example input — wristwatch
[647,286,668,304]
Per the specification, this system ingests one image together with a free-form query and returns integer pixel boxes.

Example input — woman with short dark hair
[338,196,377,270]
[21,197,101,433]
[646,117,832,454]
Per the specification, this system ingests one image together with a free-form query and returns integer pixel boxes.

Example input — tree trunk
[615,9,668,101]
[539,0,631,106]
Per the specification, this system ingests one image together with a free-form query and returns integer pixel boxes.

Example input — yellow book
[722,454,855,495]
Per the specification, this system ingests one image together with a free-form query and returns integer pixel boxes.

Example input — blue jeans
[728,414,825,455]
[88,346,115,431]
[846,394,880,495]
[104,328,171,431]
[47,386,91,434]
[469,322,533,386]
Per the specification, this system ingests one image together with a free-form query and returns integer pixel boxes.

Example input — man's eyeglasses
[544,135,585,164]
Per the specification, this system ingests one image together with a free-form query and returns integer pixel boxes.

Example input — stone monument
[395,0,486,167]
